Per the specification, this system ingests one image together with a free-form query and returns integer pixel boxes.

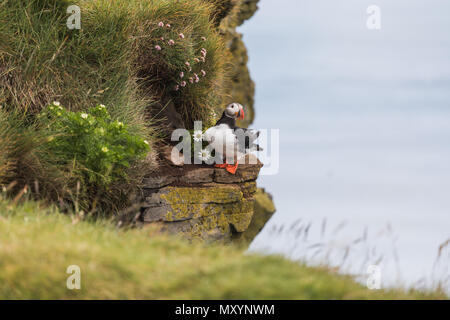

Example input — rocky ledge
[139,154,273,242]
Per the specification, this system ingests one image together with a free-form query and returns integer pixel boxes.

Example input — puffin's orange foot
[226,162,239,175]
[214,163,227,168]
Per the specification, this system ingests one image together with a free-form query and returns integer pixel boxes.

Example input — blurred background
[240,0,450,291]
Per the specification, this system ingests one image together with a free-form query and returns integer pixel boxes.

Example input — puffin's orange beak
[239,106,245,120]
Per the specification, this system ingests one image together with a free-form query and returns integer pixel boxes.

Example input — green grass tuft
[0,0,233,129]
[0,197,446,299]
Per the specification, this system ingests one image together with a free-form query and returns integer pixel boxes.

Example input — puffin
[204,103,261,174]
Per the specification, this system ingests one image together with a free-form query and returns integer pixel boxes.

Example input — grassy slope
[0,0,230,127]
[0,198,444,299]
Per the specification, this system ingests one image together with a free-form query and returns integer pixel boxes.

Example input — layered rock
[140,155,264,242]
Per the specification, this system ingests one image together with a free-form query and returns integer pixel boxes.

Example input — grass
[0,0,233,128]
[0,108,63,198]
[0,0,241,212]
[0,197,446,299]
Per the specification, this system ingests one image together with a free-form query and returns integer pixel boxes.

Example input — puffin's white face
[225,103,245,120]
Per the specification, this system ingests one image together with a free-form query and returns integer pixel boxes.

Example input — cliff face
[140,0,275,243]
[140,155,264,242]
[216,0,260,128]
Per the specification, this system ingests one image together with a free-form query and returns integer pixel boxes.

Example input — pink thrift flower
[189,77,194,84]
[168,39,175,46]
[179,33,185,39]
[200,56,205,63]
[194,58,200,63]
[154,45,162,51]
[160,37,165,41]
[166,23,171,28]
[201,37,207,41]
[180,81,187,87]
[185,61,190,67]
[174,85,180,91]
[179,72,184,78]
[158,22,164,27]
[201,70,206,77]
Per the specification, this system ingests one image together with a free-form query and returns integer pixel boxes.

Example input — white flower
[53,101,60,106]
[99,104,106,108]
[144,140,149,145]
[193,130,203,142]
[198,149,211,162]
[81,113,88,119]
[115,121,124,129]
[102,147,109,153]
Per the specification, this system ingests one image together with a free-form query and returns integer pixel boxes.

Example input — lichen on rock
[233,188,276,244]
[140,154,263,242]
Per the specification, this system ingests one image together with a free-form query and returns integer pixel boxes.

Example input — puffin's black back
[215,112,236,128]
[215,112,263,152]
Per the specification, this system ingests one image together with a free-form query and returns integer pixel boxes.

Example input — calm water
[239,0,450,290]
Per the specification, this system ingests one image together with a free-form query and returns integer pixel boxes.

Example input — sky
[239,0,450,290]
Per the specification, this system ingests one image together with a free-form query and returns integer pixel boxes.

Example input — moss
[254,188,276,213]
[233,188,276,244]
[165,199,252,221]
[160,185,244,205]
[147,185,255,238]
[228,209,254,232]
[188,213,231,238]
[240,181,257,198]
